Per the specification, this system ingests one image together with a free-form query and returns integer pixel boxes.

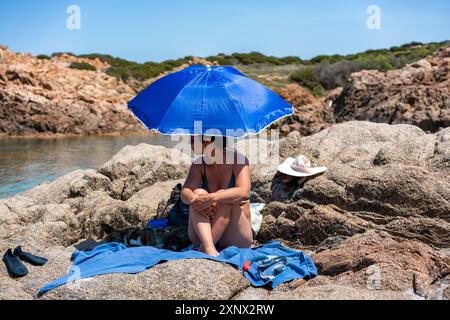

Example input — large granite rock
[0,144,190,248]
[99,144,191,200]
[235,232,449,300]
[312,230,449,298]
[258,121,450,246]
[1,122,449,300]
[41,259,248,300]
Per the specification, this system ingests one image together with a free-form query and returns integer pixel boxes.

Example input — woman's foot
[198,243,220,256]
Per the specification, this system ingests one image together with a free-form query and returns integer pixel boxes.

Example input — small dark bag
[165,183,190,227]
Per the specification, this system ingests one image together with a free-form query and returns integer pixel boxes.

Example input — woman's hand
[190,194,216,218]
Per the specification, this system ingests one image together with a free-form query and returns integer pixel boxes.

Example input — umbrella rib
[222,80,249,135]
[156,71,207,133]
[201,70,210,125]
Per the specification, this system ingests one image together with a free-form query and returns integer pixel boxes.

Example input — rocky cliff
[1,121,449,300]
[275,45,450,136]
[0,45,146,136]
[0,46,220,137]
[333,46,450,132]
[272,86,339,136]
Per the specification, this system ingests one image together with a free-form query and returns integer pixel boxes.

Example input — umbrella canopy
[128,65,292,137]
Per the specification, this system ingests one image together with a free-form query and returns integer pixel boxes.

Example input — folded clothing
[38,241,317,296]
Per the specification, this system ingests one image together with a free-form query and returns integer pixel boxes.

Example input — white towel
[250,203,265,235]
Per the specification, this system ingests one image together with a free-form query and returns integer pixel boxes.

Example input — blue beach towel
[38,241,317,296]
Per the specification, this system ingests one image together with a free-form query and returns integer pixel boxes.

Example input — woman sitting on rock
[181,135,253,256]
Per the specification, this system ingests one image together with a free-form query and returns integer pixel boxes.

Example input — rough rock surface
[1,122,449,300]
[270,86,338,136]
[255,121,450,299]
[0,144,190,248]
[41,259,248,300]
[333,46,450,132]
[312,231,449,297]
[259,122,450,246]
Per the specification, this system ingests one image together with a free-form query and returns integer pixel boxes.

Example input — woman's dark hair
[209,136,228,149]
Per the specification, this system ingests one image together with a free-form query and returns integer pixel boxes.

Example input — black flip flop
[2,249,28,278]
[13,246,48,266]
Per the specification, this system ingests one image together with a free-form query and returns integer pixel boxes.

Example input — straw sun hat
[277,155,327,177]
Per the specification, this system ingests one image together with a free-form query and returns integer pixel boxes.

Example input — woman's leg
[188,189,252,255]
[210,202,232,244]
[188,188,220,256]
[215,200,253,249]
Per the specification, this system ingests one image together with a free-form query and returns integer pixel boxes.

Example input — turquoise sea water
[0,134,178,199]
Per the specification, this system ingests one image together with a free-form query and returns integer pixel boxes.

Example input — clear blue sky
[0,0,449,62]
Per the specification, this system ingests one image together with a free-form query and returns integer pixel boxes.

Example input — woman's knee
[189,189,209,214]
[193,188,208,195]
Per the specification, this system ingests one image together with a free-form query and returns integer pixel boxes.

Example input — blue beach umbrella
[128,65,293,137]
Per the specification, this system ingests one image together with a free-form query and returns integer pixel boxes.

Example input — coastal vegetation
[43,40,448,96]
[289,41,448,95]
[69,61,97,71]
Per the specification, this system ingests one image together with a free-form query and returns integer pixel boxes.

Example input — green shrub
[78,53,118,64]
[289,68,319,89]
[162,59,185,69]
[69,62,96,71]
[389,46,402,52]
[312,85,325,97]
[78,54,190,81]
[51,52,76,57]
[310,54,344,64]
[208,56,233,65]
[205,52,302,66]
[106,62,167,81]
[400,41,424,48]
[280,56,302,64]
[289,67,325,96]
[37,54,50,60]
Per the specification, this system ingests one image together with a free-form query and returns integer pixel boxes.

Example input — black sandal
[2,249,28,278]
[13,246,48,266]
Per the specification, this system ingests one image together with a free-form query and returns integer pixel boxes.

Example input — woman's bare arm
[210,162,251,204]
[181,164,202,205]
[181,163,215,217]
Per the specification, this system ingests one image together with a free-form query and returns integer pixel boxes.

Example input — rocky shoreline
[2,44,449,138]
[0,130,154,140]
[1,121,449,300]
